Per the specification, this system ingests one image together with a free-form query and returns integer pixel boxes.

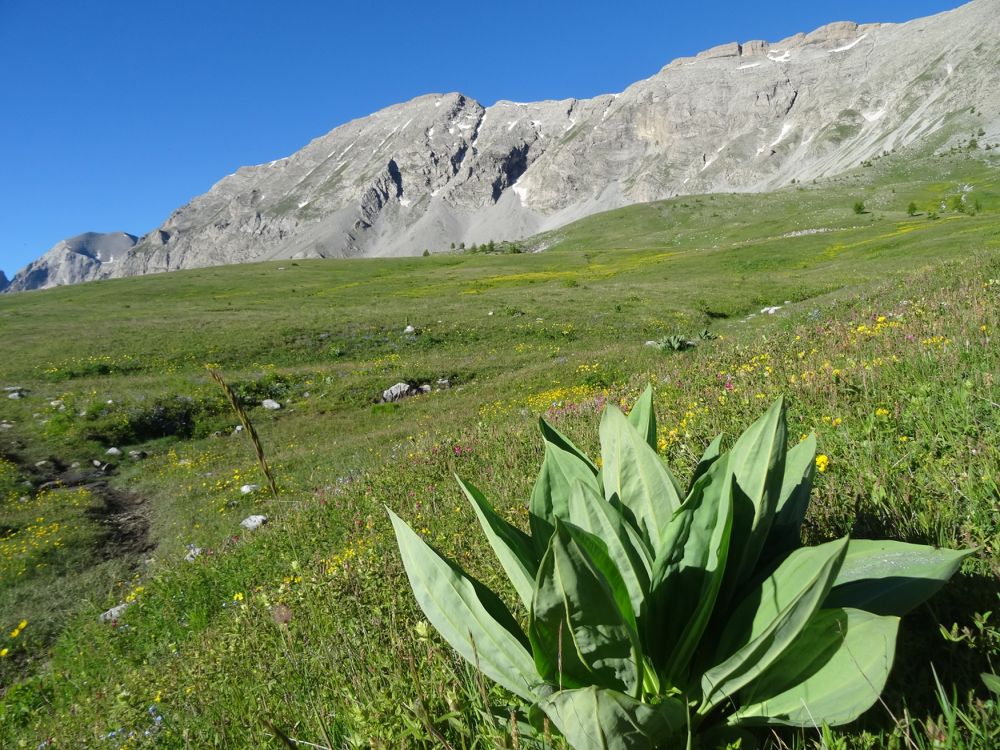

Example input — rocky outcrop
[6,0,999,291]
[0,270,8,292]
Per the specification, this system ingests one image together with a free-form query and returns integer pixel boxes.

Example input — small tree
[907,201,918,217]
[422,249,430,257]
[853,200,866,215]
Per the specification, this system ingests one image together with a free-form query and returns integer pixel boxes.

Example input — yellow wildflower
[815,454,829,473]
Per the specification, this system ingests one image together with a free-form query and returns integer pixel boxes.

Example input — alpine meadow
[3,3,1000,749]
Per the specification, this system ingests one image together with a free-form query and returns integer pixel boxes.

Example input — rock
[436,378,451,389]
[3,386,24,392]
[645,340,660,347]
[233,425,244,435]
[381,382,431,403]
[35,460,50,468]
[403,324,415,334]
[184,546,203,562]
[240,514,268,531]
[240,483,260,495]
[106,447,122,456]
[128,450,148,460]
[8,391,22,400]
[99,602,131,623]
[261,399,281,410]
[760,306,782,315]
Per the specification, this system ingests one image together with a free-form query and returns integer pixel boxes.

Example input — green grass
[1,147,999,748]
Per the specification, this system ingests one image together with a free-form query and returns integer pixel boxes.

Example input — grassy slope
[0,146,998,748]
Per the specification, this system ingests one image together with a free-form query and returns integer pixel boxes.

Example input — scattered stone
[8,391,22,400]
[645,340,660,347]
[436,378,451,389]
[261,399,282,410]
[240,483,260,495]
[487,311,494,316]
[2,386,23,392]
[70,461,80,468]
[381,382,432,403]
[128,450,148,461]
[184,545,203,562]
[0,421,12,430]
[760,306,782,315]
[403,324,416,334]
[35,460,50,468]
[240,514,268,531]
[106,447,123,457]
[99,602,131,623]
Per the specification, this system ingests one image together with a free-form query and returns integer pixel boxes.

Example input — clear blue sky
[0,0,965,276]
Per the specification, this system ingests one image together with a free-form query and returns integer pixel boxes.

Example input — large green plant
[389,389,970,749]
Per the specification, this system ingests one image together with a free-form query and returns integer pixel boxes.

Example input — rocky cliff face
[7,0,999,291]
[5,233,137,292]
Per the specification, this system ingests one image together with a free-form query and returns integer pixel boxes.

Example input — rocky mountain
[0,271,8,292]
[7,0,999,292]
[5,233,137,292]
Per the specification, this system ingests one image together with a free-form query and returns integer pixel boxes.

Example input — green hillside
[1,147,999,748]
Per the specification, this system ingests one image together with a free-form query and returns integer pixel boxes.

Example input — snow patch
[830,34,868,53]
[737,62,762,70]
[400,198,412,208]
[512,184,529,202]
[427,127,435,137]
[507,120,519,131]
[297,200,311,209]
[862,108,885,122]
[770,122,794,148]
[767,50,791,62]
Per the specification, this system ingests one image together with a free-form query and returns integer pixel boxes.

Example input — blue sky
[0,0,965,276]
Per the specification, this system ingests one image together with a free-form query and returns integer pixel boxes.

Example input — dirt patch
[1,446,153,561]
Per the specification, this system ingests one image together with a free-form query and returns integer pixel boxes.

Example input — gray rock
[261,399,281,410]
[240,514,268,531]
[99,602,131,623]
[240,483,260,495]
[381,382,431,402]
[184,546,203,562]
[106,447,123,456]
[8,391,22,400]
[5,2,999,292]
[128,450,148,460]
[403,324,416,334]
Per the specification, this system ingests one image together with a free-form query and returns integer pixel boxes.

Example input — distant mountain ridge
[6,0,999,292]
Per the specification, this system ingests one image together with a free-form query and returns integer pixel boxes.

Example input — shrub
[390,389,969,749]
[853,200,866,215]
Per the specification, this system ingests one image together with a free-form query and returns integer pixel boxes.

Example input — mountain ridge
[6,0,999,293]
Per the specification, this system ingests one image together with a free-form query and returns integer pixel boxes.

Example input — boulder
[240,514,268,531]
[99,602,131,623]
[261,399,281,410]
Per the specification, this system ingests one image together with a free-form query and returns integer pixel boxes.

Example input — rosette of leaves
[389,389,970,749]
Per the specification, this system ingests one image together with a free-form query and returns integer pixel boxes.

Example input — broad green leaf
[761,433,816,563]
[824,539,973,615]
[529,520,641,694]
[530,442,602,555]
[718,396,787,601]
[388,510,539,701]
[563,521,641,635]
[567,481,651,614]
[600,405,682,552]
[537,686,687,750]
[458,476,538,612]
[732,607,899,727]
[701,536,849,711]
[646,453,733,683]
[540,417,599,474]
[688,433,724,495]
[982,672,1000,696]
[626,385,658,452]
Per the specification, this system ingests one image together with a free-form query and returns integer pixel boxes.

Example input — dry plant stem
[209,369,279,499]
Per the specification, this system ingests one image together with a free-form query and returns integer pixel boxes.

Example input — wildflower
[815,454,830,473]
[0,648,8,657]
[875,408,890,418]
[232,592,244,602]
